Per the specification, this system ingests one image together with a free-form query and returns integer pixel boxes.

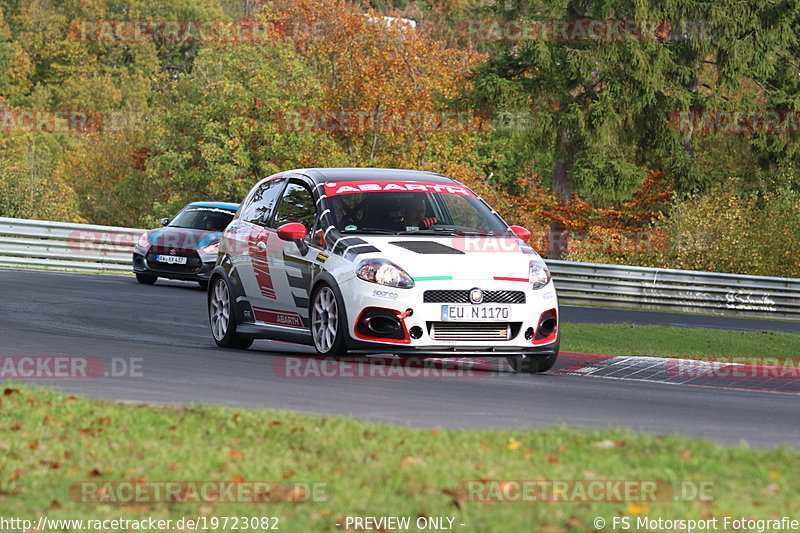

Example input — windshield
[168,206,236,231]
[324,189,508,235]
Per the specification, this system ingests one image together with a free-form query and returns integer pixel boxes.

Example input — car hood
[145,227,221,253]
[353,235,540,281]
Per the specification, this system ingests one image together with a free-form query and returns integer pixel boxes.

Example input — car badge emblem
[169,248,177,255]
[469,288,484,304]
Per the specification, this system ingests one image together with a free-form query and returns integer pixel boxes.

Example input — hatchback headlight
[137,232,150,248]
[356,259,414,289]
[529,259,551,290]
[198,243,219,255]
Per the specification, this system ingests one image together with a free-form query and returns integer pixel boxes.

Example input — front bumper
[132,251,215,281]
[340,277,559,354]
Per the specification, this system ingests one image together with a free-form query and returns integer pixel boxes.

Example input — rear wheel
[209,276,253,349]
[310,284,347,356]
[507,340,559,374]
[135,273,157,284]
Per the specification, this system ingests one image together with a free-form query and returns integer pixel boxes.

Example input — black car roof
[294,167,457,185]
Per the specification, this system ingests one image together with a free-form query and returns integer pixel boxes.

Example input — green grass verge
[1,385,798,532]
[561,323,800,365]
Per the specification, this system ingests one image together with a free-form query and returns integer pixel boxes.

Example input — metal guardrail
[0,217,144,273]
[1,217,798,320]
[546,260,800,320]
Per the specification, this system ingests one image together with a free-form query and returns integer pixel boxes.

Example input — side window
[273,182,317,231]
[241,178,285,226]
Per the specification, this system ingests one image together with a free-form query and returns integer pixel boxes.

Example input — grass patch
[1,384,798,532]
[561,323,800,365]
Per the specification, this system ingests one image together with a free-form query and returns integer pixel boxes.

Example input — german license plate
[441,305,510,321]
[155,254,187,265]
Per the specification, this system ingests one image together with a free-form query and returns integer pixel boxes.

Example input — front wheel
[310,284,347,356]
[209,276,253,349]
[507,340,559,374]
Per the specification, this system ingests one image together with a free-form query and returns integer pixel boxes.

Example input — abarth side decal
[252,306,303,328]
[282,252,312,311]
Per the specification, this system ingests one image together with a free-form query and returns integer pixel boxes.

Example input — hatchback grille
[430,322,512,341]
[145,252,202,272]
[423,290,526,304]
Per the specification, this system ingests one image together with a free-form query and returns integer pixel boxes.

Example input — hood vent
[389,241,464,255]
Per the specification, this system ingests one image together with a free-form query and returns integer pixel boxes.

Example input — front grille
[145,252,202,273]
[430,322,512,341]
[423,290,526,304]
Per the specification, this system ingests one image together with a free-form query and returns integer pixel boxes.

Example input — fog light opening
[539,317,557,337]
[524,327,534,340]
[365,316,401,335]
[409,326,423,339]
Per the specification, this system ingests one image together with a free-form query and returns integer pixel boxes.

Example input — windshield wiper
[398,228,495,236]
[341,227,398,235]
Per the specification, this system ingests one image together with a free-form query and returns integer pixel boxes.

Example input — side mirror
[277,222,307,241]
[509,225,531,241]
[160,217,170,226]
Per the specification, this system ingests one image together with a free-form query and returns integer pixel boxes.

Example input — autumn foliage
[0,0,798,276]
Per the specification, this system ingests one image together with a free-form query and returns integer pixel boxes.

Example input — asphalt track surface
[2,268,798,448]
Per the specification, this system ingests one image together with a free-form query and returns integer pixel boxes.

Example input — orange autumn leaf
[626,503,649,515]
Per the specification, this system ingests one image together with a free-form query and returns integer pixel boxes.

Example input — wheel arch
[208,264,249,326]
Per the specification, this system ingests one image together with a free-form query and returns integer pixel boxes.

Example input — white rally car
[208,168,559,372]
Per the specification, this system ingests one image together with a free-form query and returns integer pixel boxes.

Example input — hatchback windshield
[325,190,508,235]
[168,207,235,231]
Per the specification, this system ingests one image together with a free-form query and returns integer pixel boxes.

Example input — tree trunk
[549,120,574,259]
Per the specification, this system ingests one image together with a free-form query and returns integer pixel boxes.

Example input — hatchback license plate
[441,305,510,321]
[155,254,187,265]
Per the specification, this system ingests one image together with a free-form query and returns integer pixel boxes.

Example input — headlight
[137,232,150,248]
[529,259,551,290]
[356,259,414,289]
[198,243,219,255]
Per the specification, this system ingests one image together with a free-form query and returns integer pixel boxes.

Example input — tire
[507,339,559,374]
[209,276,253,349]
[135,273,157,284]
[310,283,348,356]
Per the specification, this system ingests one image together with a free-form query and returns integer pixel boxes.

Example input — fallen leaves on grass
[593,439,626,449]
[400,456,419,466]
